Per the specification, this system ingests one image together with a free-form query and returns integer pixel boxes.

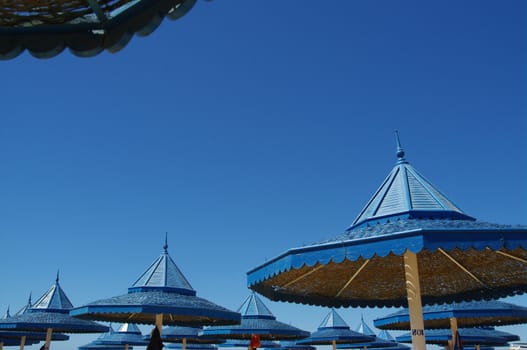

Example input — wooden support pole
[404,250,426,350]
[45,328,53,350]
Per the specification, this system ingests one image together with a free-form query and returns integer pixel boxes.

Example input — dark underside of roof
[0,0,196,59]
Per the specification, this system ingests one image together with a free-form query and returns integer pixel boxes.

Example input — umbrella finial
[395,130,406,162]
[28,292,32,306]
[56,270,60,284]
[164,232,168,252]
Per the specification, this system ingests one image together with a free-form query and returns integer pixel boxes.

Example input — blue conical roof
[117,323,141,334]
[354,316,375,336]
[318,309,349,329]
[297,309,374,345]
[15,293,32,316]
[377,330,395,342]
[349,132,474,229]
[129,235,194,294]
[237,293,275,319]
[32,272,74,311]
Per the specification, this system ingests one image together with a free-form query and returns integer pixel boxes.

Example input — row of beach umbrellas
[3,274,525,350]
[1,134,527,350]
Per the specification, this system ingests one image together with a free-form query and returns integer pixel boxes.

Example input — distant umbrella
[297,309,374,350]
[247,134,527,350]
[373,300,527,348]
[144,326,224,350]
[337,327,401,350]
[166,345,217,350]
[374,300,527,330]
[71,236,240,331]
[94,323,148,350]
[395,328,512,347]
[272,341,315,350]
[201,293,308,341]
[0,273,108,350]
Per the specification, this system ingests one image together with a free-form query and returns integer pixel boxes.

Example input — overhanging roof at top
[0,0,196,59]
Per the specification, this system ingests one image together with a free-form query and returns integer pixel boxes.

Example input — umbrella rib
[335,259,370,297]
[438,248,487,287]
[496,250,527,264]
[282,264,325,288]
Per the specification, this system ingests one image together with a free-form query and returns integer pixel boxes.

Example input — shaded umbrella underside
[0,330,70,341]
[374,301,527,330]
[70,291,240,327]
[202,318,309,340]
[0,312,108,333]
[249,242,527,308]
[396,329,510,346]
[0,0,195,59]
[297,329,374,345]
[335,337,397,348]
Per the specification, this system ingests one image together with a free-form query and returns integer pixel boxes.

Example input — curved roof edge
[0,0,196,60]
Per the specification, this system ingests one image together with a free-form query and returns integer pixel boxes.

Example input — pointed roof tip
[237,292,275,318]
[395,130,406,162]
[129,238,195,294]
[31,273,74,310]
[355,316,376,336]
[348,134,475,229]
[319,308,349,329]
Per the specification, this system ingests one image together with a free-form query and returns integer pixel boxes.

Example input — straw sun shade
[247,134,527,350]
[0,0,196,59]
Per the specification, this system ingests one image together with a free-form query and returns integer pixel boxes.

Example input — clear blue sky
[1,1,525,349]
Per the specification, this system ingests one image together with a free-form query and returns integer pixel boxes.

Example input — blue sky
[0,0,525,349]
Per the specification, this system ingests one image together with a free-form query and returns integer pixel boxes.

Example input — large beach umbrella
[296,309,374,350]
[201,293,309,341]
[0,0,196,59]
[395,328,514,347]
[373,300,527,348]
[94,323,148,350]
[71,237,241,332]
[337,328,402,350]
[247,134,527,350]
[0,273,109,350]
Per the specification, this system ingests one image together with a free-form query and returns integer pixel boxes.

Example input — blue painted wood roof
[129,236,194,295]
[70,236,241,327]
[395,328,513,346]
[237,293,274,319]
[15,294,32,316]
[354,316,375,336]
[296,309,374,345]
[318,309,349,329]
[373,300,527,330]
[201,293,308,340]
[31,272,74,311]
[350,134,474,229]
